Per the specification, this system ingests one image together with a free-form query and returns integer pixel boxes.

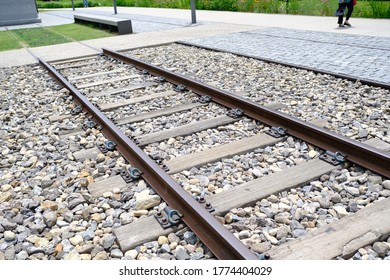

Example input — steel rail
[102,48,390,178]
[37,57,258,260]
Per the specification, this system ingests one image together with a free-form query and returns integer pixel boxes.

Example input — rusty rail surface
[38,57,258,260]
[102,48,390,178]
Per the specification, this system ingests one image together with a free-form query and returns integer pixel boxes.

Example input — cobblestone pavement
[182,27,390,84]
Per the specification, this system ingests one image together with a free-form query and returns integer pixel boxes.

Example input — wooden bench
[74,13,132,35]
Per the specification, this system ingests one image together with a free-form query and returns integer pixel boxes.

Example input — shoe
[339,24,345,27]
[344,21,351,27]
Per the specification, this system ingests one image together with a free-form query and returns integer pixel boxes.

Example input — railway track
[2,43,388,260]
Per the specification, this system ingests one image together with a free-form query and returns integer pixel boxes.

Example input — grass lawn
[11,27,72,48]
[0,31,23,51]
[47,24,114,41]
[0,24,115,51]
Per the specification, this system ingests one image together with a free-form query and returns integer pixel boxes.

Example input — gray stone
[196,175,209,187]
[144,241,159,249]
[238,230,251,240]
[16,250,29,260]
[275,212,290,224]
[27,246,46,255]
[382,180,390,190]
[367,183,382,193]
[93,251,109,260]
[380,190,390,197]
[43,210,57,227]
[134,191,161,210]
[348,202,358,213]
[17,229,31,242]
[82,229,95,241]
[276,226,289,240]
[183,231,197,245]
[61,239,74,253]
[110,248,124,258]
[357,129,368,138]
[267,195,279,203]
[260,206,278,218]
[345,187,360,196]
[159,244,171,253]
[372,242,389,257]
[78,244,95,254]
[168,233,180,244]
[69,235,84,246]
[317,197,331,208]
[302,185,312,193]
[368,176,382,184]
[0,191,12,203]
[67,194,86,210]
[250,242,271,254]
[190,252,204,260]
[41,178,55,189]
[12,214,24,225]
[5,247,15,260]
[31,222,46,234]
[61,229,75,239]
[292,229,307,238]
[0,219,17,230]
[103,235,116,249]
[331,193,342,203]
[91,245,104,258]
[4,231,16,241]
[262,231,278,245]
[119,212,133,225]
[333,206,349,217]
[290,220,304,230]
[173,246,190,260]
[305,202,320,214]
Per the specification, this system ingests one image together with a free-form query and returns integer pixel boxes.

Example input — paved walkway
[182,28,390,84]
[0,7,389,84]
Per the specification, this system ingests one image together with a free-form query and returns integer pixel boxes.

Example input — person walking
[337,0,355,27]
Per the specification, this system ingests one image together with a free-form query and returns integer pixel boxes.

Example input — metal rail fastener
[38,57,258,260]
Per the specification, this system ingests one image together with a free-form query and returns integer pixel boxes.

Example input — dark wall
[0,0,41,26]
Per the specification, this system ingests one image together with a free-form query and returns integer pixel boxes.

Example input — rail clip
[120,167,143,183]
[197,95,212,104]
[82,120,97,130]
[156,76,166,83]
[227,108,244,119]
[174,84,186,92]
[98,141,117,154]
[70,105,82,115]
[154,206,182,229]
[266,126,287,138]
[320,151,346,165]
[196,195,215,213]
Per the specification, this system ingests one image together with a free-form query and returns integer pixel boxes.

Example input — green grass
[11,27,71,47]
[0,24,115,51]
[47,23,114,40]
[37,0,113,8]
[0,31,23,51]
[37,0,390,18]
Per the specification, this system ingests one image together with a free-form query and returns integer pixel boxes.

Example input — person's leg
[345,1,354,22]
[337,3,346,25]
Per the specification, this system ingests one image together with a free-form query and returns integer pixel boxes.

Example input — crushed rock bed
[126,44,390,144]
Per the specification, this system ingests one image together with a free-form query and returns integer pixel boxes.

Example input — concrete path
[0,7,389,84]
